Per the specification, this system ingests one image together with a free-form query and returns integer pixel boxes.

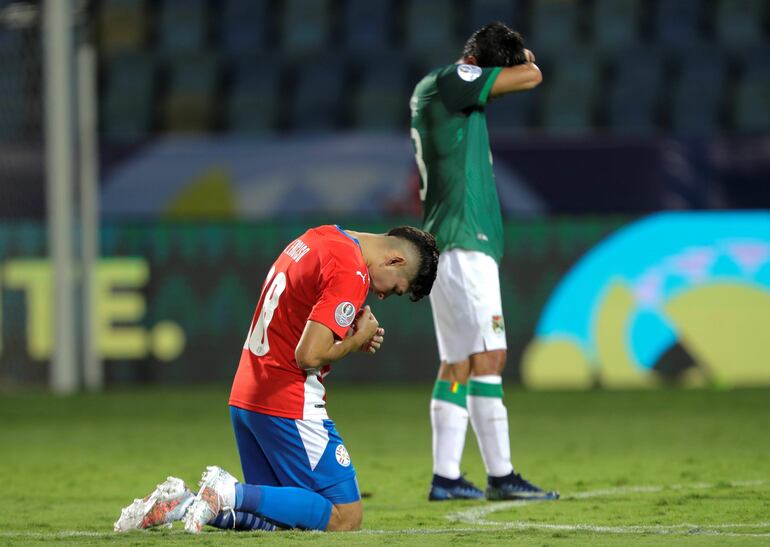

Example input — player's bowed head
[351,226,440,302]
[461,21,542,97]
[295,226,439,369]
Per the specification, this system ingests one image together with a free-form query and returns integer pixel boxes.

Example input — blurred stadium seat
[466,0,517,38]
[81,0,770,137]
[592,0,642,53]
[226,57,281,133]
[160,52,220,132]
[670,48,727,135]
[102,52,156,139]
[654,0,706,51]
[486,89,538,133]
[0,31,25,138]
[157,0,209,54]
[404,0,459,68]
[289,57,347,130]
[218,0,271,58]
[281,0,332,61]
[529,0,582,56]
[714,0,768,51]
[97,0,146,57]
[541,52,599,133]
[733,47,770,132]
[606,48,665,134]
[351,55,408,131]
[343,0,393,56]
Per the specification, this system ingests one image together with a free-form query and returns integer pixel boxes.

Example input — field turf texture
[1,385,768,545]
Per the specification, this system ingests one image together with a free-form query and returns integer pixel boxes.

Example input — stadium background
[0,0,769,390]
[1,1,770,544]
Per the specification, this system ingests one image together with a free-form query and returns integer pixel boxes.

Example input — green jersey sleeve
[436,64,502,112]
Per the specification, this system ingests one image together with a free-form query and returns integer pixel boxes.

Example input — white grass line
[448,485,668,524]
[567,478,767,500]
[3,527,770,540]
[446,479,770,537]
[0,531,109,539]
[353,525,770,538]
[486,521,770,535]
[449,479,769,524]
[2,525,770,540]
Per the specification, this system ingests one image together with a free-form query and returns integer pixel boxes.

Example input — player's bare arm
[490,53,542,98]
[295,306,380,369]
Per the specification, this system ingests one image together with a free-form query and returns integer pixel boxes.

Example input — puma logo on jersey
[356,271,367,284]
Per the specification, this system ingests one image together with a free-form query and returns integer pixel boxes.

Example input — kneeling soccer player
[115,224,439,533]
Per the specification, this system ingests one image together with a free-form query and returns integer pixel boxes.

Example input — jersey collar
[334,225,361,249]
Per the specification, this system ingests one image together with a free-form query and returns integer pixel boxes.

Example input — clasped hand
[348,305,385,354]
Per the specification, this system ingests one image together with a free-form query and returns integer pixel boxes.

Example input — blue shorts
[230,406,360,505]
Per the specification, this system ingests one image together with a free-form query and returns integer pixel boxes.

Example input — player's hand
[361,327,385,354]
[524,48,535,63]
[352,305,379,343]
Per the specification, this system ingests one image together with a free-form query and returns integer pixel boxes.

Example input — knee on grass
[326,502,362,531]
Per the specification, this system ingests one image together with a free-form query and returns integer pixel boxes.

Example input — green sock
[432,379,468,408]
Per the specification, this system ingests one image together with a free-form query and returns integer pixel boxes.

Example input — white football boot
[114,476,194,532]
[183,466,238,533]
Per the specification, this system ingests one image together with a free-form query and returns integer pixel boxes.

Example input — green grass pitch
[1,385,768,545]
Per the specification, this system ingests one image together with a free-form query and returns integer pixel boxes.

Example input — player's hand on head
[524,49,535,63]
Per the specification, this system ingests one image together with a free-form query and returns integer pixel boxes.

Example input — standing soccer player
[410,22,558,501]
[115,224,439,533]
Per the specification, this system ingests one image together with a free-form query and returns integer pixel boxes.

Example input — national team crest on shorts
[492,315,505,334]
[335,302,356,327]
[335,444,351,467]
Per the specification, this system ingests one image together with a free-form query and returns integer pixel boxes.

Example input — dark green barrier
[0,218,627,387]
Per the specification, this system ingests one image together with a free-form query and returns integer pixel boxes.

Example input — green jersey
[410,63,504,262]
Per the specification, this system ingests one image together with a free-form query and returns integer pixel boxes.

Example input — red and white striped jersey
[229,225,370,419]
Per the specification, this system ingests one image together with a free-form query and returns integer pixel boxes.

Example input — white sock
[467,375,514,478]
[430,399,469,479]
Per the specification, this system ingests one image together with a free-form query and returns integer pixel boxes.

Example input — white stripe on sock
[470,375,502,384]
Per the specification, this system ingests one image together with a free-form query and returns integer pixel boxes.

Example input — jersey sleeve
[308,254,367,340]
[436,64,503,112]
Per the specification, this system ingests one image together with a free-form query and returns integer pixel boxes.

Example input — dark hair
[463,22,527,68]
[387,226,439,302]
